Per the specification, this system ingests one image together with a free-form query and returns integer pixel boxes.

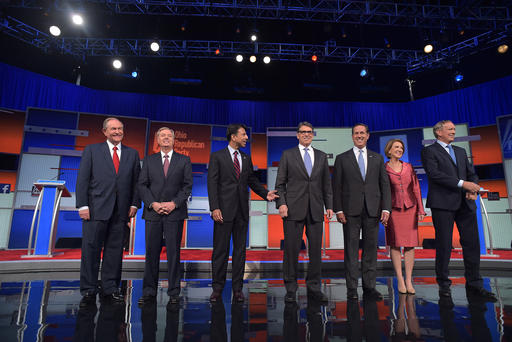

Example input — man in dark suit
[76,117,140,307]
[208,123,278,303]
[275,121,333,303]
[137,127,193,306]
[421,120,496,301]
[332,123,391,301]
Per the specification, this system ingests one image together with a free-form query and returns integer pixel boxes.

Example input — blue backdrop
[1,62,511,132]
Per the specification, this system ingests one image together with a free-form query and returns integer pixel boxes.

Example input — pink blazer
[385,161,426,215]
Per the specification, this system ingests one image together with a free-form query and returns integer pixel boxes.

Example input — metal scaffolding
[9,0,512,29]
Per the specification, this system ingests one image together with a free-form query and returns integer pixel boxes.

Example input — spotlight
[263,56,271,64]
[341,27,347,39]
[454,73,463,83]
[150,42,160,52]
[236,54,243,62]
[311,54,318,62]
[249,55,257,63]
[131,71,138,78]
[360,67,368,77]
[215,48,221,55]
[72,14,83,25]
[180,21,187,32]
[49,26,61,36]
[112,59,122,69]
[250,34,257,42]
[498,44,509,54]
[384,38,391,48]
[424,44,433,53]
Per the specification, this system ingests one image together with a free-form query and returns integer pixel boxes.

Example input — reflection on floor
[1,275,511,341]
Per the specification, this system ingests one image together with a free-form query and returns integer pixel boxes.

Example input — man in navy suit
[421,120,496,302]
[137,127,193,306]
[76,117,141,307]
[207,123,278,303]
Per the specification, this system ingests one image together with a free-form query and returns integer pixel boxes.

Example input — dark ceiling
[1,1,512,102]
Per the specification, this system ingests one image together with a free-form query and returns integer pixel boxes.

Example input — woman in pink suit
[384,139,426,295]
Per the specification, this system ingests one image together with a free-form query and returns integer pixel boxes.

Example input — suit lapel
[102,142,117,175]
[223,147,238,181]
[118,144,129,175]
[152,153,165,179]
[294,146,310,178]
[240,151,249,177]
[433,143,457,168]
[310,148,321,177]
[348,149,365,182]
[165,152,179,180]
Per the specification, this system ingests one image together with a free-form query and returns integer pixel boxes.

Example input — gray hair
[103,117,123,130]
[433,120,452,138]
[156,126,175,138]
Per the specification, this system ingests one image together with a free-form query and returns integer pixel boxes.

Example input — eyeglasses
[298,130,314,134]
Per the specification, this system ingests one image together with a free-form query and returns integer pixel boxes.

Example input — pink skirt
[385,205,419,247]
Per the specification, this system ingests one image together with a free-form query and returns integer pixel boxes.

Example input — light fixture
[263,56,271,64]
[360,67,368,77]
[215,48,221,55]
[249,55,257,63]
[424,43,433,54]
[250,34,257,42]
[49,26,61,36]
[384,38,391,48]
[112,59,122,69]
[311,54,318,62]
[131,70,138,78]
[498,44,509,54]
[236,54,243,62]
[150,42,160,52]
[72,14,83,25]
[454,72,463,83]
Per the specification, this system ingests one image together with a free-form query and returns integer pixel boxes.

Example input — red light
[311,55,318,62]
[215,49,220,55]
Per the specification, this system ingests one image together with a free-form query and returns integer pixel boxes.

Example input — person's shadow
[210,301,245,342]
[74,303,126,342]
[391,294,421,340]
[346,298,381,342]
[306,299,325,340]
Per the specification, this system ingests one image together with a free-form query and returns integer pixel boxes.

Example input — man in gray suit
[275,121,334,303]
[76,117,140,307]
[332,123,391,301]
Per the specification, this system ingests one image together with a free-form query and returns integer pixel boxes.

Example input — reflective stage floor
[1,273,512,341]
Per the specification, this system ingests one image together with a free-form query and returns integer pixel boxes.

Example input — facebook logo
[0,184,11,194]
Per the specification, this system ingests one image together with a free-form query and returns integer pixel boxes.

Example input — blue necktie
[447,145,457,165]
[304,148,312,176]
[358,149,366,180]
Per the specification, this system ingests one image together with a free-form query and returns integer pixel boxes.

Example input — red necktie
[163,154,170,177]
[233,151,240,179]
[112,146,120,174]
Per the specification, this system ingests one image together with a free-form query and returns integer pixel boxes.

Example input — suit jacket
[207,147,268,221]
[76,142,140,221]
[274,146,333,222]
[421,142,478,211]
[332,148,391,217]
[138,151,193,221]
[386,161,426,214]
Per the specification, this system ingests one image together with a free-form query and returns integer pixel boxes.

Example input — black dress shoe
[233,291,245,303]
[138,295,156,307]
[284,292,296,303]
[210,290,222,303]
[101,292,125,305]
[347,289,358,300]
[363,288,383,301]
[439,288,452,298]
[466,286,497,302]
[79,293,97,308]
[308,291,328,304]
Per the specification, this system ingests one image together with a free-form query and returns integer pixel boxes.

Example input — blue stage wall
[1,62,511,133]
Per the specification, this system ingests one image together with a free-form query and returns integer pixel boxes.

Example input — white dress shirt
[352,146,367,175]
[436,140,464,188]
[299,144,315,167]
[160,149,174,164]
[227,145,242,173]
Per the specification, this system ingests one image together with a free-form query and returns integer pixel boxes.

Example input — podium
[23,180,71,257]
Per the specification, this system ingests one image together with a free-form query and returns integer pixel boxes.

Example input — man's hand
[79,208,90,220]
[266,190,279,201]
[326,209,334,220]
[462,181,481,193]
[380,211,390,226]
[152,202,166,215]
[336,212,346,224]
[466,192,478,201]
[128,207,137,218]
[161,201,176,215]
[278,205,288,218]
[212,209,223,223]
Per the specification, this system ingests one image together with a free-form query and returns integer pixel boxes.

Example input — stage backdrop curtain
[1,62,511,132]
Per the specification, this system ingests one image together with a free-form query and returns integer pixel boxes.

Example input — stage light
[454,73,463,82]
[498,44,509,54]
[360,67,368,77]
[311,54,318,62]
[249,55,257,63]
[131,71,138,78]
[263,56,271,64]
[236,54,243,62]
[384,38,391,48]
[49,26,61,36]
[112,59,122,69]
[251,34,257,42]
[424,44,433,53]
[150,42,160,52]
[72,14,83,25]
[341,27,347,38]
[180,21,187,32]
[215,48,221,55]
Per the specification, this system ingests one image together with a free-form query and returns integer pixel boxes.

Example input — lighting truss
[10,0,512,29]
